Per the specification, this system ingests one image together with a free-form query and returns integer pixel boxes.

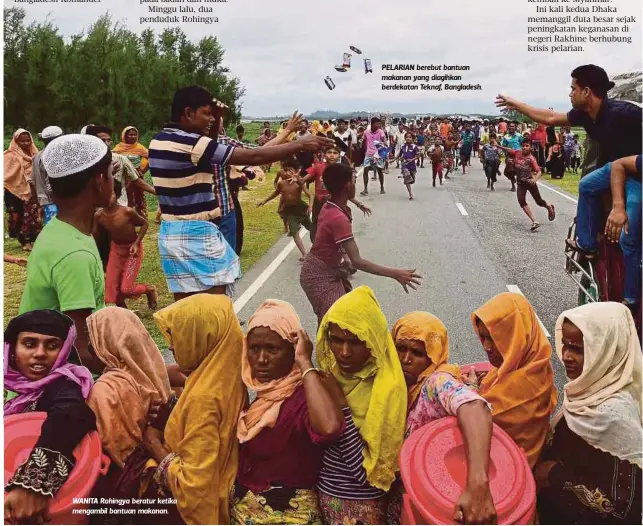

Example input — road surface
[234,158,581,393]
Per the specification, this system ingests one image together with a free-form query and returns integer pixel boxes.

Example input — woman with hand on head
[4,310,95,525]
[315,286,408,524]
[390,312,496,525]
[535,302,642,524]
[470,292,558,468]
[230,299,345,524]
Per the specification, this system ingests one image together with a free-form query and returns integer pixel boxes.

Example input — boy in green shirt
[19,134,114,374]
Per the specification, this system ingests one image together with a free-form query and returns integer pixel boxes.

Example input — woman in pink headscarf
[230,299,345,524]
[3,129,42,251]
[4,310,95,524]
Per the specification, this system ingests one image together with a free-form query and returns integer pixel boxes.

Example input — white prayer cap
[42,134,109,179]
[38,126,63,140]
[80,124,95,135]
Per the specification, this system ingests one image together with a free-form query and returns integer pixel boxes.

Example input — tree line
[4,8,244,137]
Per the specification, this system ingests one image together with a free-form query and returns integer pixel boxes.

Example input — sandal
[565,239,597,258]
[530,222,541,232]
[548,204,556,221]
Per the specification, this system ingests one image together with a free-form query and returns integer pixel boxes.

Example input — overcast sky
[8,0,642,117]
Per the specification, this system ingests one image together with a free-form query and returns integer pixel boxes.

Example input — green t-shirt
[18,217,105,314]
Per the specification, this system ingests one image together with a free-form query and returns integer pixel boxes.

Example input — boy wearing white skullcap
[32,126,64,225]
[19,134,114,374]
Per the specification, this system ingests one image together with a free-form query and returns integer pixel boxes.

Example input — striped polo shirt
[213,135,258,216]
[149,126,235,221]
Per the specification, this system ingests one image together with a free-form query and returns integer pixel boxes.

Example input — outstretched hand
[285,111,305,133]
[394,268,423,293]
[494,94,517,110]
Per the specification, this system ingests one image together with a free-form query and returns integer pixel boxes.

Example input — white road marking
[455,203,469,216]
[537,182,578,204]
[506,284,552,338]
[234,228,308,315]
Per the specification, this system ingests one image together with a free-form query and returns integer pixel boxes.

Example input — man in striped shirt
[149,85,332,300]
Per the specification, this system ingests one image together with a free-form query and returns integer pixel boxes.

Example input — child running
[497,138,556,231]
[258,157,312,261]
[480,133,502,191]
[302,145,371,242]
[300,163,422,324]
[428,138,445,187]
[397,132,418,200]
[93,180,158,309]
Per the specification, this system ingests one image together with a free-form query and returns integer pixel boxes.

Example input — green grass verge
[542,169,580,196]
[4,166,285,346]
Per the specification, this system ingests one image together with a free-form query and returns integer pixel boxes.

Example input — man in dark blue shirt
[497,65,641,309]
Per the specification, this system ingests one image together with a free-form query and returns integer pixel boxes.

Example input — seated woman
[139,294,247,524]
[4,310,95,524]
[536,302,642,524]
[471,292,558,468]
[230,299,345,524]
[85,307,174,493]
[315,285,407,525]
[391,312,496,524]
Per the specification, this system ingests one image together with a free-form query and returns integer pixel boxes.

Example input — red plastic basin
[4,412,110,525]
[400,416,535,524]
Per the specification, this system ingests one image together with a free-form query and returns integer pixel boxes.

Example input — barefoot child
[301,145,371,242]
[480,133,502,191]
[258,158,313,260]
[428,138,445,187]
[94,180,158,309]
[397,132,418,199]
[497,138,556,231]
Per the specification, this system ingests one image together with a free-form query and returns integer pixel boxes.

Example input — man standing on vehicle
[496,64,642,307]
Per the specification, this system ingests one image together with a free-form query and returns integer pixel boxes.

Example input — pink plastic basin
[4,412,110,525]
[400,417,535,524]
[460,361,493,375]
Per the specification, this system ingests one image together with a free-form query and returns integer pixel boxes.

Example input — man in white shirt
[394,122,407,168]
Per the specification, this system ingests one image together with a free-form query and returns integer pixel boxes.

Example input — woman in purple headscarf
[4,310,96,525]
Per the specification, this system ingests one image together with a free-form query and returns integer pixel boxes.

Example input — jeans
[217,211,237,253]
[577,163,642,303]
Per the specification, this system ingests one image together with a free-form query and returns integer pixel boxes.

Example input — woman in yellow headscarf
[315,285,407,525]
[141,294,247,525]
[4,128,41,251]
[389,312,496,525]
[472,292,558,468]
[113,126,150,217]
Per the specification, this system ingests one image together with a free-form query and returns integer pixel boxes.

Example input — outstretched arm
[495,95,570,126]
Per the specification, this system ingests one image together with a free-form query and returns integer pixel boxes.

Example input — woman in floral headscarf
[4,129,42,250]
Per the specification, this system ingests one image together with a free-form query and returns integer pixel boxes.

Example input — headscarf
[472,292,558,468]
[317,286,407,491]
[154,295,246,525]
[4,128,38,201]
[237,299,302,443]
[553,303,642,467]
[86,307,172,468]
[4,310,94,415]
[310,120,324,136]
[392,312,460,410]
[112,126,149,172]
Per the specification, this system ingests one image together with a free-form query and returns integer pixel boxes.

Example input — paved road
[235,158,582,393]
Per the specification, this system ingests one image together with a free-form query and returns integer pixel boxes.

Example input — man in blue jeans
[573,156,641,308]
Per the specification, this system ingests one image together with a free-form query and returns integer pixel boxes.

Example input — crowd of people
[3,63,642,525]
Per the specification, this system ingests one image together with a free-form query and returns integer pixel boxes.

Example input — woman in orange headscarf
[389,312,496,525]
[113,126,149,217]
[4,129,41,250]
[472,292,558,468]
